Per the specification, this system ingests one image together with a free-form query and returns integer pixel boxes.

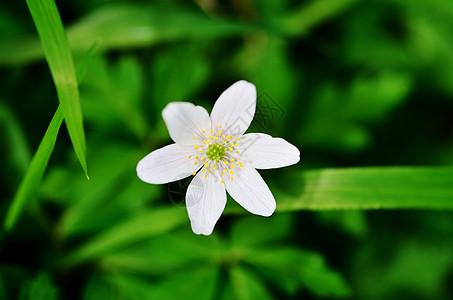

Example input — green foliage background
[1,0,453,299]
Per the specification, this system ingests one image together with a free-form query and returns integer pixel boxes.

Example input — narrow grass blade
[26,0,88,177]
[3,107,64,231]
[60,207,187,267]
[275,166,453,211]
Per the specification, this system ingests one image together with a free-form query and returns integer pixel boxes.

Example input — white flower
[137,80,300,235]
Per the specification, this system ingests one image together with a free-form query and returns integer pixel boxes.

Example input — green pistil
[206,142,226,162]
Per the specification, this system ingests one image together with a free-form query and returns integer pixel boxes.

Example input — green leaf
[231,214,292,247]
[61,207,187,267]
[244,247,351,297]
[101,232,221,275]
[20,273,58,300]
[316,211,368,237]
[81,55,148,138]
[26,0,88,177]
[3,106,63,231]
[0,4,248,66]
[152,44,210,112]
[277,0,360,36]
[144,267,219,300]
[75,41,102,84]
[275,166,453,211]
[0,101,31,175]
[229,266,273,300]
[346,72,413,122]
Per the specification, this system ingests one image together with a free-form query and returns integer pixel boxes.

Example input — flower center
[206,142,226,162]
[189,126,244,183]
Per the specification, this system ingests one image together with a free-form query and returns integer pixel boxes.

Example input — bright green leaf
[229,266,273,300]
[61,207,187,267]
[26,0,88,177]
[275,166,453,211]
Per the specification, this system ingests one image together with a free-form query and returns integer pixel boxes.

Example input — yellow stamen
[230,158,235,163]
[229,170,234,174]
[230,177,233,181]
[199,149,203,153]
[192,172,196,175]
[188,155,192,158]
[194,162,198,165]
[221,180,224,183]
[213,165,217,170]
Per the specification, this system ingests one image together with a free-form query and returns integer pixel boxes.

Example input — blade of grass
[26,0,88,177]
[60,207,187,267]
[274,166,453,211]
[3,106,63,231]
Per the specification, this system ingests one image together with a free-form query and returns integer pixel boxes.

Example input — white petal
[186,171,226,235]
[210,80,256,137]
[224,165,276,216]
[239,133,300,169]
[137,144,200,184]
[162,102,211,145]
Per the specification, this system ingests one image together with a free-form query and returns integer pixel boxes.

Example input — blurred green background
[1,0,453,299]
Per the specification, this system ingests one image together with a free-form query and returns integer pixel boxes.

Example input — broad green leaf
[83,274,120,300]
[244,247,351,297]
[61,207,187,267]
[231,214,292,247]
[3,106,63,230]
[50,144,146,237]
[81,55,148,138]
[229,266,273,300]
[20,273,58,300]
[102,231,221,275]
[275,166,453,211]
[299,84,371,153]
[346,72,412,122]
[143,267,218,300]
[0,4,248,66]
[26,0,88,177]
[353,239,453,299]
[152,45,210,112]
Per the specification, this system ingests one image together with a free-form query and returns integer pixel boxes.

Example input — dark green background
[1,0,453,299]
